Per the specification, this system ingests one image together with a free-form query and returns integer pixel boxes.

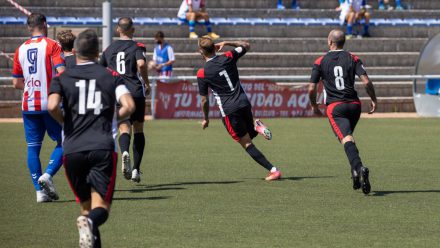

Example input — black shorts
[326,101,362,142]
[222,105,258,142]
[130,97,146,123]
[63,150,117,204]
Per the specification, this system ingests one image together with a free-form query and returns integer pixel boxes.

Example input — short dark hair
[155,31,165,39]
[56,30,76,52]
[27,13,46,30]
[198,36,215,56]
[74,29,99,60]
[117,17,133,34]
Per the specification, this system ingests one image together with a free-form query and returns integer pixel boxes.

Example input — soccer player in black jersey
[197,36,281,181]
[57,30,76,68]
[48,30,135,248]
[100,17,151,183]
[308,29,378,195]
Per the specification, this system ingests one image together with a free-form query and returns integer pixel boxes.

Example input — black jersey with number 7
[197,46,251,117]
[310,50,367,105]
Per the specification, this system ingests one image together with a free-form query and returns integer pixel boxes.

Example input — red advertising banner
[154,80,324,119]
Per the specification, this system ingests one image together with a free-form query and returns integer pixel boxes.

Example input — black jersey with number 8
[310,50,367,105]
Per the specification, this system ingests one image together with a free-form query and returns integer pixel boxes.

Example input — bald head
[328,29,346,50]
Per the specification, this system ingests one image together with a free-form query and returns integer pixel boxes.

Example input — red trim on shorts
[105,152,118,203]
[326,101,344,141]
[63,156,80,203]
[224,116,240,142]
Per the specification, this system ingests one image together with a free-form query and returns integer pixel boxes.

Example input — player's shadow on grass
[113,196,173,201]
[115,187,186,193]
[373,190,440,196]
[281,176,335,181]
[136,180,243,189]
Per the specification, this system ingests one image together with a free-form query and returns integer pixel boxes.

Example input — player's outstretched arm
[308,83,323,116]
[48,93,64,124]
[137,59,151,96]
[201,95,209,129]
[360,74,378,114]
[118,93,136,121]
[215,41,250,52]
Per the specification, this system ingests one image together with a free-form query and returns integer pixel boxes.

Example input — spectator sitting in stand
[177,0,220,39]
[337,0,371,39]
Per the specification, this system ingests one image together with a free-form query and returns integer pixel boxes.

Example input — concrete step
[0,37,427,53]
[2,7,439,19]
[2,24,440,39]
[0,51,419,69]
[1,0,439,9]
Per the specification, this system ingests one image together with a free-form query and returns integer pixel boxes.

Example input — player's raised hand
[215,42,226,52]
[369,101,377,114]
[202,119,209,129]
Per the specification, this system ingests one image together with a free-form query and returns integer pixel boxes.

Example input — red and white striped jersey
[178,0,206,19]
[12,35,65,112]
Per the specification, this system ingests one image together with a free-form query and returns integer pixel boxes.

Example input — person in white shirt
[177,0,220,39]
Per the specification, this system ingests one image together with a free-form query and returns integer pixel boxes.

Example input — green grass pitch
[0,118,439,247]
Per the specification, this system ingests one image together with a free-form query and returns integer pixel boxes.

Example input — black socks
[133,133,145,171]
[344,141,363,173]
[88,207,109,248]
[119,133,131,154]
[245,144,274,171]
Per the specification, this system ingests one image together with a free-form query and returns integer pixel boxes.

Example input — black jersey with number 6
[100,40,146,98]
[50,63,129,155]
[197,46,250,117]
[310,50,367,105]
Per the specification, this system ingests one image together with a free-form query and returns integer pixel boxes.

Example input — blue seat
[426,79,440,95]
[58,17,82,25]
[133,17,155,25]
[80,17,101,25]
[46,17,63,25]
[0,17,24,25]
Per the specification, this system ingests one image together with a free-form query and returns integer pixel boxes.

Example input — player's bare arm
[137,59,151,95]
[201,95,209,129]
[12,78,24,90]
[56,66,65,74]
[118,93,136,120]
[215,41,250,52]
[307,83,323,116]
[360,74,378,114]
[47,93,64,124]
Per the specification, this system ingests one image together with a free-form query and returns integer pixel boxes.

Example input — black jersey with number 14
[100,40,146,98]
[50,63,129,155]
[197,46,250,117]
[310,50,367,105]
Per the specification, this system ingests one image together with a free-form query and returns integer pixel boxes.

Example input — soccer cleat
[131,169,141,183]
[360,166,371,195]
[77,216,94,248]
[255,119,272,140]
[207,32,220,40]
[351,168,361,190]
[121,151,132,180]
[189,32,199,39]
[38,173,59,200]
[265,170,282,181]
[36,190,52,203]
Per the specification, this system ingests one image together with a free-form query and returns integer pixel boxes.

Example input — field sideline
[0,118,439,247]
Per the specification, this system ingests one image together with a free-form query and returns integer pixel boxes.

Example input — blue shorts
[23,112,62,146]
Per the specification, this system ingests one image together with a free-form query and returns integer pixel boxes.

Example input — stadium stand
[1,0,440,116]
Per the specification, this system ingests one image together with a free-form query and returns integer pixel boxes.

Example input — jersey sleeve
[310,56,323,84]
[352,54,367,77]
[224,46,247,63]
[197,69,209,96]
[12,47,23,78]
[136,43,147,61]
[50,42,65,70]
[49,76,63,96]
